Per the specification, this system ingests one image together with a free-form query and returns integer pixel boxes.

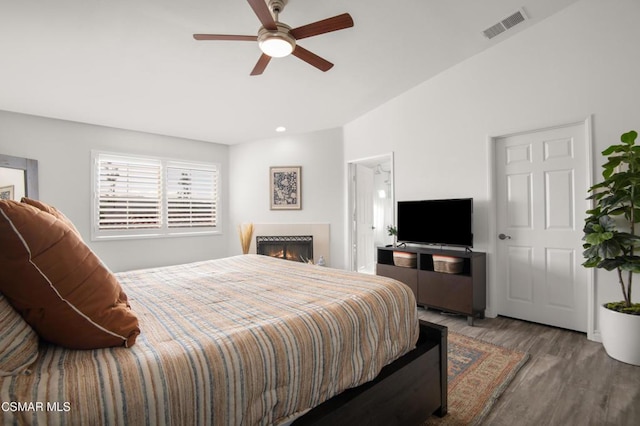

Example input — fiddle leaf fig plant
[583,130,640,314]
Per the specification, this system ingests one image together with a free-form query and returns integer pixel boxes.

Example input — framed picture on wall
[0,185,14,200]
[270,166,301,210]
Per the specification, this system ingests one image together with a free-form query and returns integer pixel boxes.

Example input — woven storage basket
[393,251,417,268]
[432,255,463,274]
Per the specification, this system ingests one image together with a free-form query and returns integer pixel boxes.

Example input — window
[166,163,218,228]
[92,151,220,240]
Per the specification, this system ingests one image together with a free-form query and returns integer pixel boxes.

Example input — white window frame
[91,150,221,241]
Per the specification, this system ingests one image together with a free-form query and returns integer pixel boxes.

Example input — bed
[0,253,447,425]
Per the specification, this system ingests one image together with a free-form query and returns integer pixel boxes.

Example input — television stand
[376,246,486,325]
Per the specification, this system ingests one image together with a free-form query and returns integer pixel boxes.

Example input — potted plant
[583,130,640,365]
[387,225,397,247]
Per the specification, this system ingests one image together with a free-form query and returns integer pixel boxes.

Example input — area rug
[425,332,530,426]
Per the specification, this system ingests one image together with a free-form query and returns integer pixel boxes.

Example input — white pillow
[0,293,39,376]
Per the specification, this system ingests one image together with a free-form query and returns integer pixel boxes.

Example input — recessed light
[275,126,286,132]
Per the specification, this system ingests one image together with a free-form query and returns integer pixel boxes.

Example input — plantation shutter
[166,162,218,228]
[95,154,162,230]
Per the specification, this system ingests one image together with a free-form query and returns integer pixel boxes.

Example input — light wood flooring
[417,307,640,426]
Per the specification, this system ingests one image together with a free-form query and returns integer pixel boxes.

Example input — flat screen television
[397,198,473,247]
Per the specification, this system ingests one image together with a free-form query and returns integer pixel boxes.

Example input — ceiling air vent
[483,8,528,40]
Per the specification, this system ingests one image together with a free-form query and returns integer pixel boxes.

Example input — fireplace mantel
[247,223,330,266]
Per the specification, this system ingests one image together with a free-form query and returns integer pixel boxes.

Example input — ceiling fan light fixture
[258,24,295,58]
[259,36,294,57]
[193,2,352,75]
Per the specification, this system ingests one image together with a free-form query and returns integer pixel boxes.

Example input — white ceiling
[0,0,579,145]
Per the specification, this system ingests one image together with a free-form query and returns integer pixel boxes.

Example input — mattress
[1,254,419,425]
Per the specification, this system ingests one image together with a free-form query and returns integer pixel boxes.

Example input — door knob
[498,233,512,240]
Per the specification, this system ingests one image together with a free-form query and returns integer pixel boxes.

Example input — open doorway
[347,153,394,274]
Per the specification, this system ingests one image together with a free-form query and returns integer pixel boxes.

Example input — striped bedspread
[1,254,418,425]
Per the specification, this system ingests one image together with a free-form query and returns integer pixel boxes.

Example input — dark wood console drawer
[377,264,418,301]
[418,270,473,314]
[377,246,486,324]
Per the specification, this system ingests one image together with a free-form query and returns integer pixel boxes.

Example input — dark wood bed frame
[294,320,448,425]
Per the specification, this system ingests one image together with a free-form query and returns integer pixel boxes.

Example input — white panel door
[356,164,375,274]
[495,123,589,332]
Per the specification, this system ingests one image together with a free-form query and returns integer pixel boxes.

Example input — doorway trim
[487,116,595,340]
[347,152,395,273]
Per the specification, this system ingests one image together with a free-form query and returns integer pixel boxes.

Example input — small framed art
[0,185,14,200]
[270,166,301,210]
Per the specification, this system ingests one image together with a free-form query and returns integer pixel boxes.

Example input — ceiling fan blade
[292,46,334,72]
[290,13,354,40]
[250,54,272,76]
[247,0,277,31]
[193,34,257,41]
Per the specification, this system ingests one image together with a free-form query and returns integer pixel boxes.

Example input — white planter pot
[599,304,640,366]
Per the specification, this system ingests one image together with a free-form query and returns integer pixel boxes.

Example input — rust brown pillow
[0,200,140,349]
[20,197,81,238]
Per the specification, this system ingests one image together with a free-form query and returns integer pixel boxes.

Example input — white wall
[0,110,230,272]
[229,128,346,269]
[343,0,640,334]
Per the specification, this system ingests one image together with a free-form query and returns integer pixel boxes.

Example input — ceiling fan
[193,0,354,76]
